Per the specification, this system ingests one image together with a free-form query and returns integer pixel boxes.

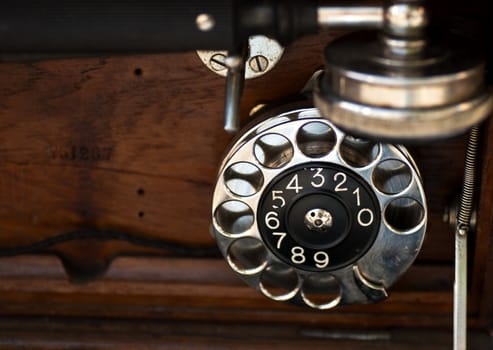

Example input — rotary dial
[212,106,427,309]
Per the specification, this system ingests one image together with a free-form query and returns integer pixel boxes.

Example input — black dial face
[258,163,380,272]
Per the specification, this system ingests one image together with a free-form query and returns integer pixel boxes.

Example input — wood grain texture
[0,255,457,327]
[0,21,491,335]
[0,32,465,266]
[0,318,491,350]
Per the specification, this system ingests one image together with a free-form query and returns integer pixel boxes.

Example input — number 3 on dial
[310,168,325,188]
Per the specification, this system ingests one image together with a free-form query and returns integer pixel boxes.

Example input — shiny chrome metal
[212,106,427,309]
[321,42,485,109]
[315,81,493,141]
[314,30,493,140]
[317,7,383,28]
[453,126,481,350]
[223,54,244,134]
[383,1,428,38]
[454,226,467,350]
[457,127,480,227]
[315,0,493,141]
[304,208,333,232]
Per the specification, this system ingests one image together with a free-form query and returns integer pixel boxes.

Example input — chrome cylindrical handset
[211,106,427,309]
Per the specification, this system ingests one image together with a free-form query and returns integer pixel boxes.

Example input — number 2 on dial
[334,172,348,192]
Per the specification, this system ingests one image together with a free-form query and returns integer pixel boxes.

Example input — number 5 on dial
[271,190,285,208]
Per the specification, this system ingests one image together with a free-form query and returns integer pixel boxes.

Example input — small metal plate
[197,36,284,79]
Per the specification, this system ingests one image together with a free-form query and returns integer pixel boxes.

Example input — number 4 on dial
[286,174,303,193]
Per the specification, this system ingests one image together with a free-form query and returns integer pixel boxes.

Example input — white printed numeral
[286,174,303,193]
[310,168,325,188]
[291,246,306,264]
[334,172,348,192]
[265,211,280,230]
[357,208,374,227]
[272,232,287,249]
[272,190,286,208]
[314,251,329,268]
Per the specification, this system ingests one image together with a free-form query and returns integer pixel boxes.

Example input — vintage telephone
[202,2,491,349]
[0,1,492,349]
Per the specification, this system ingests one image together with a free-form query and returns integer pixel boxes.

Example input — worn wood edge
[0,255,453,289]
[0,318,490,350]
[0,254,464,329]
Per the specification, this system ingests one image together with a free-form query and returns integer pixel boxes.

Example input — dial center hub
[305,208,333,232]
[287,193,350,250]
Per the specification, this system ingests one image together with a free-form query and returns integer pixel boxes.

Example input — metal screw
[304,208,333,232]
[249,55,269,73]
[210,53,227,71]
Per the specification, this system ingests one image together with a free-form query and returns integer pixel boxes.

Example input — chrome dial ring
[212,107,427,309]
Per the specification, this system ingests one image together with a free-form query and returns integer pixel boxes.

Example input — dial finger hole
[301,274,341,310]
[372,159,412,195]
[226,238,267,275]
[259,263,300,301]
[384,197,425,234]
[224,162,264,197]
[296,122,336,158]
[340,136,380,168]
[214,201,254,237]
[254,133,294,169]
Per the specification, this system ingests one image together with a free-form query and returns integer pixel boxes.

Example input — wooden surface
[0,7,492,347]
[0,255,456,326]
[0,318,491,350]
[0,32,466,273]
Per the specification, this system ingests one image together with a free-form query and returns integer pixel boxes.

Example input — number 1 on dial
[353,187,361,207]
